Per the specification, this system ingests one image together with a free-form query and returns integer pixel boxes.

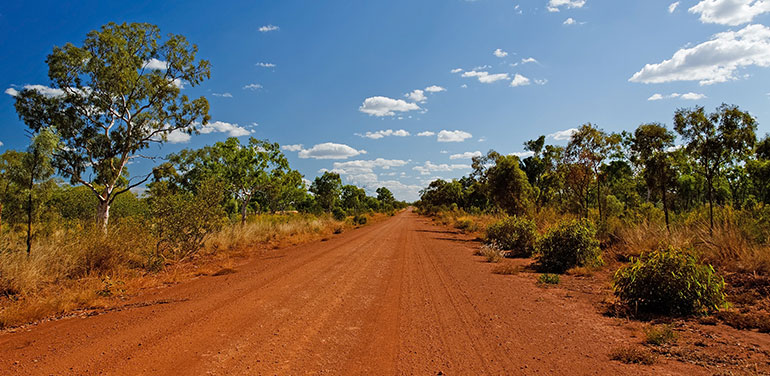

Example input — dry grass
[492,262,521,275]
[610,346,656,365]
[643,324,678,346]
[479,244,504,263]
[0,213,348,329]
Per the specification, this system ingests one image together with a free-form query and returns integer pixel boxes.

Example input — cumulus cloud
[425,85,446,93]
[282,144,304,152]
[451,68,463,74]
[297,143,367,159]
[405,89,427,103]
[548,128,578,141]
[510,151,535,158]
[461,70,510,83]
[356,129,411,139]
[563,17,579,25]
[669,1,680,13]
[629,24,770,85]
[5,84,65,97]
[259,25,279,32]
[212,92,233,98]
[327,158,409,175]
[143,58,169,71]
[449,151,482,160]
[199,121,252,137]
[548,0,586,12]
[256,62,276,68]
[510,74,531,87]
[413,161,470,175]
[437,130,473,142]
[521,57,538,64]
[417,131,436,137]
[165,130,192,143]
[493,48,509,58]
[648,92,707,100]
[243,83,263,90]
[359,96,421,117]
[4,88,18,97]
[689,0,770,26]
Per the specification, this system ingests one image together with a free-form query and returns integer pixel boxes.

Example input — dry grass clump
[479,244,504,263]
[716,311,770,332]
[643,324,678,346]
[610,346,656,365]
[492,262,521,275]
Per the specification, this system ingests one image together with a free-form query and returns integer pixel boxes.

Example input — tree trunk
[240,195,251,226]
[97,200,110,233]
[707,178,714,235]
[596,178,602,223]
[26,190,32,256]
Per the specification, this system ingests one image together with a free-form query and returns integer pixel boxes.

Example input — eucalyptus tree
[20,129,59,255]
[310,172,343,212]
[631,123,675,230]
[674,104,757,231]
[13,22,211,231]
[486,154,533,216]
[565,124,618,220]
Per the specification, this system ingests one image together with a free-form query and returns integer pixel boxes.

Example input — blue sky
[2,0,770,201]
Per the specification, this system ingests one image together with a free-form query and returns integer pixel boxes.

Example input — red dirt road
[0,210,704,375]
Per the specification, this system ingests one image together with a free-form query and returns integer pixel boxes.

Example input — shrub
[536,219,602,273]
[486,216,537,257]
[479,244,504,263]
[455,217,478,232]
[613,247,726,316]
[537,273,560,285]
[353,214,367,225]
[332,207,346,221]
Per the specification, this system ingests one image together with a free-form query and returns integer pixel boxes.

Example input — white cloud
[534,79,548,85]
[405,89,427,103]
[460,84,468,88]
[629,24,770,85]
[417,131,436,137]
[510,151,535,158]
[4,88,18,97]
[199,121,252,137]
[521,57,538,64]
[650,92,708,100]
[437,130,473,142]
[548,128,578,141]
[461,70,510,83]
[451,68,463,74]
[282,144,304,152]
[413,161,470,175]
[563,17,578,25]
[425,85,446,93]
[297,143,366,159]
[259,25,279,32]
[11,84,65,97]
[256,62,276,68]
[212,92,233,98]
[449,151,482,160]
[328,158,409,175]
[359,96,421,117]
[243,83,263,90]
[143,58,168,70]
[493,48,509,58]
[669,1,680,13]
[689,0,770,26]
[171,78,186,89]
[510,73,532,87]
[165,129,192,143]
[357,129,411,139]
[548,0,586,12]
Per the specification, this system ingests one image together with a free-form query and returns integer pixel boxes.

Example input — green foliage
[332,207,346,221]
[310,172,342,211]
[537,218,602,273]
[486,155,533,216]
[485,216,537,257]
[149,179,226,259]
[352,214,367,225]
[643,324,678,345]
[13,22,211,229]
[613,247,726,316]
[537,273,560,285]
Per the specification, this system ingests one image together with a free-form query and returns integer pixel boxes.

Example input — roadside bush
[613,247,726,316]
[353,213,367,225]
[455,217,478,233]
[536,218,602,273]
[332,207,346,221]
[537,273,560,285]
[486,216,537,257]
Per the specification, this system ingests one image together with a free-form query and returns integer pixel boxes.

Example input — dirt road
[0,210,703,375]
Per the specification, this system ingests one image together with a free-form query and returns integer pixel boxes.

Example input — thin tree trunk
[661,170,670,233]
[97,200,110,233]
[707,178,714,235]
[240,194,251,226]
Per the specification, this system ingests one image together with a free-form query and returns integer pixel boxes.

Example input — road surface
[0,210,701,375]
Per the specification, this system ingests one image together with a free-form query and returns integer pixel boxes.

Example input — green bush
[353,213,367,225]
[332,207,346,221]
[537,273,560,285]
[613,247,726,316]
[536,218,602,273]
[486,216,537,257]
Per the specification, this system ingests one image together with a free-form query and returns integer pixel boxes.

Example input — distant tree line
[417,104,767,233]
